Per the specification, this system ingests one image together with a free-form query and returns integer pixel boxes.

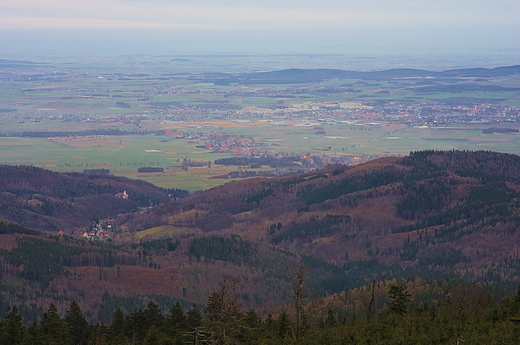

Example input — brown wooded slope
[119,150,520,286]
[2,150,520,323]
[0,165,172,233]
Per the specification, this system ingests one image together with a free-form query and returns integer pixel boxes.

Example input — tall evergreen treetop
[387,285,411,315]
[64,300,90,345]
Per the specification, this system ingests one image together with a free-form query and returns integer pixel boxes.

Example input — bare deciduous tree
[287,264,308,339]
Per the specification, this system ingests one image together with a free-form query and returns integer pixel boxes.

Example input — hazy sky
[1,0,519,60]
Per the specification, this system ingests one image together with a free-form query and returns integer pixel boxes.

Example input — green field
[1,58,519,191]
[2,120,520,191]
[0,134,238,191]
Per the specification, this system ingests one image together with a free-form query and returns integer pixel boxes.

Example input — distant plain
[1,56,519,191]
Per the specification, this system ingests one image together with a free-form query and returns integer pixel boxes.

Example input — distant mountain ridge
[209,65,520,84]
[0,58,51,68]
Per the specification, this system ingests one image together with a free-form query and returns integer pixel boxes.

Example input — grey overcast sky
[1,0,519,60]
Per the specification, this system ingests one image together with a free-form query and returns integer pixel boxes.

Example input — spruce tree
[40,303,68,345]
[108,308,125,342]
[64,300,90,345]
[277,309,291,339]
[3,306,24,345]
[186,306,202,331]
[387,285,411,315]
[127,308,147,342]
[167,302,186,336]
[325,307,337,327]
[143,300,166,333]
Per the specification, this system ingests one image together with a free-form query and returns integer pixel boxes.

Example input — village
[80,219,113,241]
[78,191,126,242]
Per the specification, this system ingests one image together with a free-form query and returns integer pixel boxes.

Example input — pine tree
[387,285,411,315]
[127,308,147,342]
[167,302,186,343]
[108,308,125,342]
[513,284,520,315]
[186,306,202,331]
[2,306,24,345]
[25,322,40,345]
[168,302,186,333]
[64,300,90,345]
[143,300,166,333]
[40,303,68,345]
[325,307,337,327]
[276,309,291,339]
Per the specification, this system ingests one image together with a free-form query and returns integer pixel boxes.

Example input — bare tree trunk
[288,264,308,340]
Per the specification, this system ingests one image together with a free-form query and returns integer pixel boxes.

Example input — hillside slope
[119,150,520,287]
[2,150,520,324]
[0,165,172,233]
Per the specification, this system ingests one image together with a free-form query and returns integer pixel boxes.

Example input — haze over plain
[1,0,518,68]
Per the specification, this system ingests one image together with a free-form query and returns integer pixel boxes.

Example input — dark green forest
[1,280,520,345]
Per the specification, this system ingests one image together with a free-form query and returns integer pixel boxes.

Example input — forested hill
[3,150,520,327]
[120,150,520,288]
[0,165,172,232]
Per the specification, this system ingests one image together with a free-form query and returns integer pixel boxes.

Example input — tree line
[2,279,520,344]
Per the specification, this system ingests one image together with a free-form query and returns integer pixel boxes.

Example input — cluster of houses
[79,191,134,241]
[203,135,259,155]
[81,220,112,241]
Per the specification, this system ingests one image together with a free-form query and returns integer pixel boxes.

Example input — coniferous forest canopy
[1,275,520,344]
